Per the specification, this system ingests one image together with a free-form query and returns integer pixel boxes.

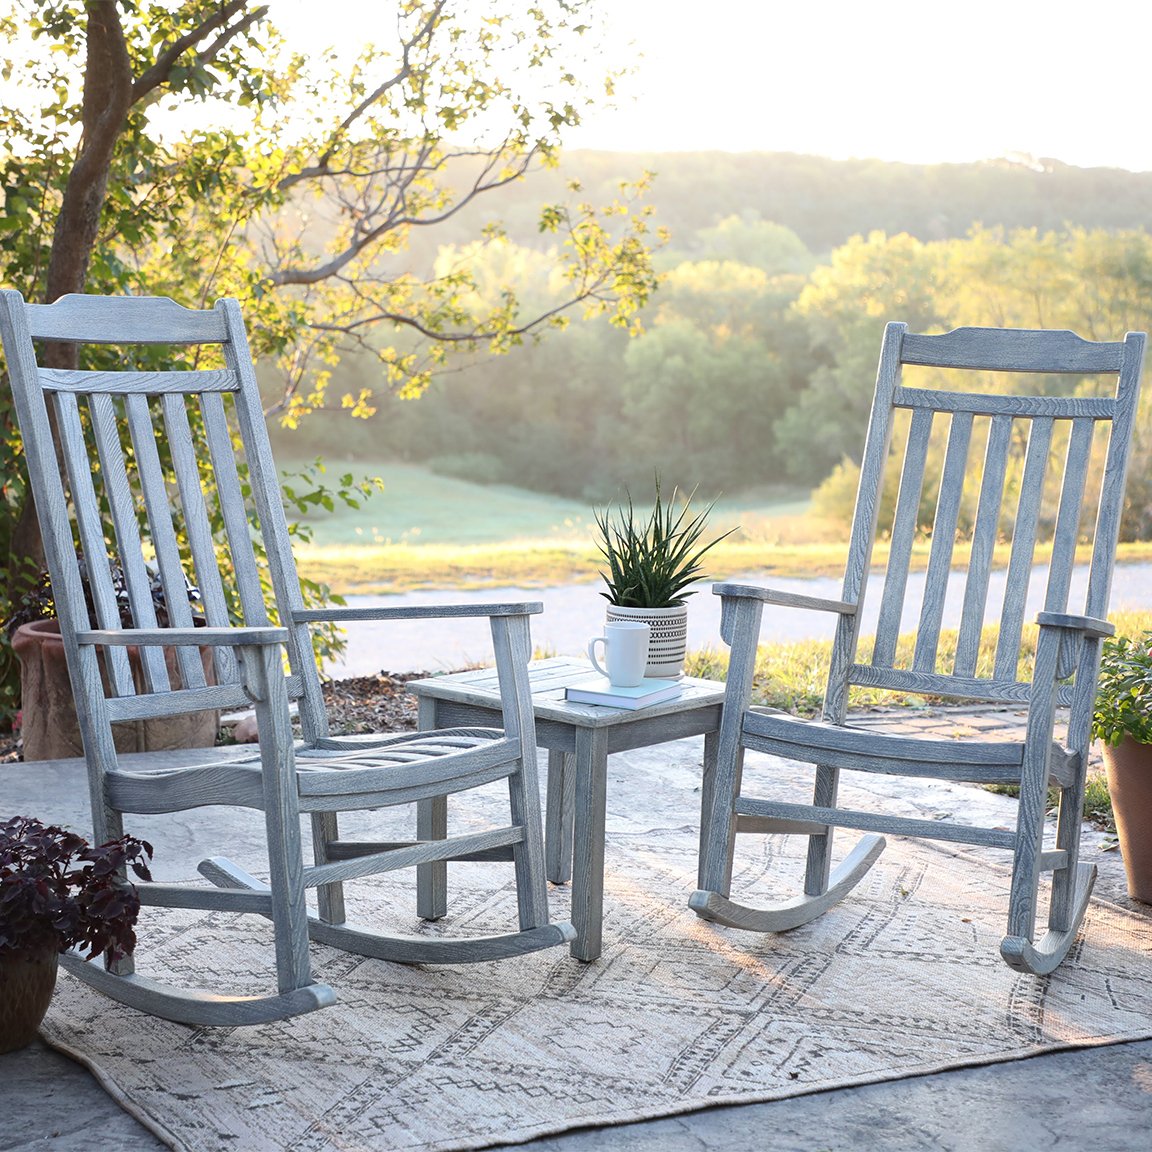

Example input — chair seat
[742,710,1074,787]
[298,726,509,763]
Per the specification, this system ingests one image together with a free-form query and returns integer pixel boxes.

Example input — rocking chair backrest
[825,322,1146,720]
[0,291,330,746]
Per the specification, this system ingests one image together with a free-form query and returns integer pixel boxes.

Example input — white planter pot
[605,604,688,679]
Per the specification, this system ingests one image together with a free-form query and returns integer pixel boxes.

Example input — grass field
[285,462,1151,833]
[288,461,832,591]
[286,460,1152,594]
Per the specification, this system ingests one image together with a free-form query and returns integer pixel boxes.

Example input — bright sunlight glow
[554,0,1151,170]
[280,0,1152,173]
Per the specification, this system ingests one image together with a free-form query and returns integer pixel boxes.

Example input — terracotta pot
[12,619,219,762]
[1101,736,1152,904]
[0,948,59,1054]
[606,604,688,679]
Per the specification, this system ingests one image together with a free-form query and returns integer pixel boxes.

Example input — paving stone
[2,706,1149,1151]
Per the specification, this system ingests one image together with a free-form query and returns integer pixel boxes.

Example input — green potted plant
[0,816,152,1052]
[1091,630,1152,903]
[593,480,733,678]
[3,557,218,762]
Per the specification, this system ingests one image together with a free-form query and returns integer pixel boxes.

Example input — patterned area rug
[39,743,1152,1152]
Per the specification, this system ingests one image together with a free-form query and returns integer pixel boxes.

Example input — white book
[564,676,683,710]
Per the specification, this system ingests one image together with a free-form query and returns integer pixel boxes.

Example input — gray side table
[408,657,726,961]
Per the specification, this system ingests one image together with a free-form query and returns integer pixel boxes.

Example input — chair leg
[1001,777,1096,975]
[696,593,762,903]
[999,651,1094,974]
[1048,773,1087,932]
[312,811,346,924]
[803,762,840,896]
[416,795,448,920]
[696,741,746,900]
[508,759,552,931]
[247,645,322,998]
[545,750,575,885]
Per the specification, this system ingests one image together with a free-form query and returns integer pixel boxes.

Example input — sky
[558,0,1150,170]
[273,0,1151,172]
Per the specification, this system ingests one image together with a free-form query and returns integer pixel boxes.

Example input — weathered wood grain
[409,656,727,960]
[693,320,1146,977]
[0,288,574,1024]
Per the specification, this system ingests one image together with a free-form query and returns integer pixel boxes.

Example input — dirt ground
[0,671,425,764]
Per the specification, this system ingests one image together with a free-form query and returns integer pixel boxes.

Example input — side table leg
[698,729,720,890]
[545,750,575,885]
[416,697,448,920]
[570,727,609,962]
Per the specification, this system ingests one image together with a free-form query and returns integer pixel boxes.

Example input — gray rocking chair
[693,322,1145,975]
[0,290,574,1026]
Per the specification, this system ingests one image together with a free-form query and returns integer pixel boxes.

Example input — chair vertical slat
[52,393,134,697]
[913,412,973,672]
[161,394,237,686]
[123,394,202,689]
[825,322,907,720]
[199,393,270,627]
[994,417,1054,679]
[1084,331,1146,618]
[954,414,1013,676]
[216,299,328,741]
[872,407,934,666]
[88,394,171,693]
[1043,418,1095,612]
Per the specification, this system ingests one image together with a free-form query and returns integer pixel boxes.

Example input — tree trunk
[45,2,134,308]
[7,4,135,598]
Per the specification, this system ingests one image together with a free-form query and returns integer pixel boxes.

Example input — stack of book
[564,676,683,710]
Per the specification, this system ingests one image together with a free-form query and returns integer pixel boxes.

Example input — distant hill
[422,150,1152,259]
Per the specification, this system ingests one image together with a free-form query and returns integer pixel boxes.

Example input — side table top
[407,657,726,729]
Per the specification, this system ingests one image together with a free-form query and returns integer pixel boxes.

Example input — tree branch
[268,145,538,287]
[278,0,446,192]
[132,0,268,102]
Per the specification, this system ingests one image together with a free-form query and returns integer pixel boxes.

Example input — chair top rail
[18,292,229,344]
[39,368,239,395]
[900,327,1127,373]
[892,387,1115,419]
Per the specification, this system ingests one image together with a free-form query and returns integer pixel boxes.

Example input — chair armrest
[1032,612,1115,685]
[1035,611,1115,639]
[712,581,857,615]
[292,602,543,624]
[75,626,290,647]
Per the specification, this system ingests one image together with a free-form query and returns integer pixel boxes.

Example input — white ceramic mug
[588,621,650,687]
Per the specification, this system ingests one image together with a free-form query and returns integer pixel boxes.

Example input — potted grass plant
[593,480,733,678]
[1091,630,1152,903]
[0,816,152,1052]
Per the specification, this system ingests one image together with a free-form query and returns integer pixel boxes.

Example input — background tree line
[0,0,659,727]
[280,190,1152,542]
